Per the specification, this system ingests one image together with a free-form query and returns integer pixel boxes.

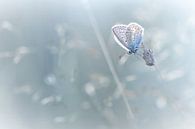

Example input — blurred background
[0,0,195,129]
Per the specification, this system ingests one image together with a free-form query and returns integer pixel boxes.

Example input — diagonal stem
[82,0,135,119]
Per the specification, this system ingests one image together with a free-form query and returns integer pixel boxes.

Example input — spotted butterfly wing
[112,23,144,54]
[112,24,130,52]
[125,23,144,53]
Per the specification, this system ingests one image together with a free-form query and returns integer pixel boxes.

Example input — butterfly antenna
[81,0,135,120]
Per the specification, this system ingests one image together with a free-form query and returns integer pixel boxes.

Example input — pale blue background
[0,0,195,129]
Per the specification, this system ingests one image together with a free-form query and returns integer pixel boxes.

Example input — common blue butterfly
[112,23,144,54]
[112,22,155,66]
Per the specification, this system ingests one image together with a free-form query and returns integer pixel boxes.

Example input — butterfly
[112,22,155,66]
[112,23,144,54]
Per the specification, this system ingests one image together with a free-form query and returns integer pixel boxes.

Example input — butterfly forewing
[112,25,130,52]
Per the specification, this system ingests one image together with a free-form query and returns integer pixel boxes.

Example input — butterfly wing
[112,24,130,52]
[125,23,144,53]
